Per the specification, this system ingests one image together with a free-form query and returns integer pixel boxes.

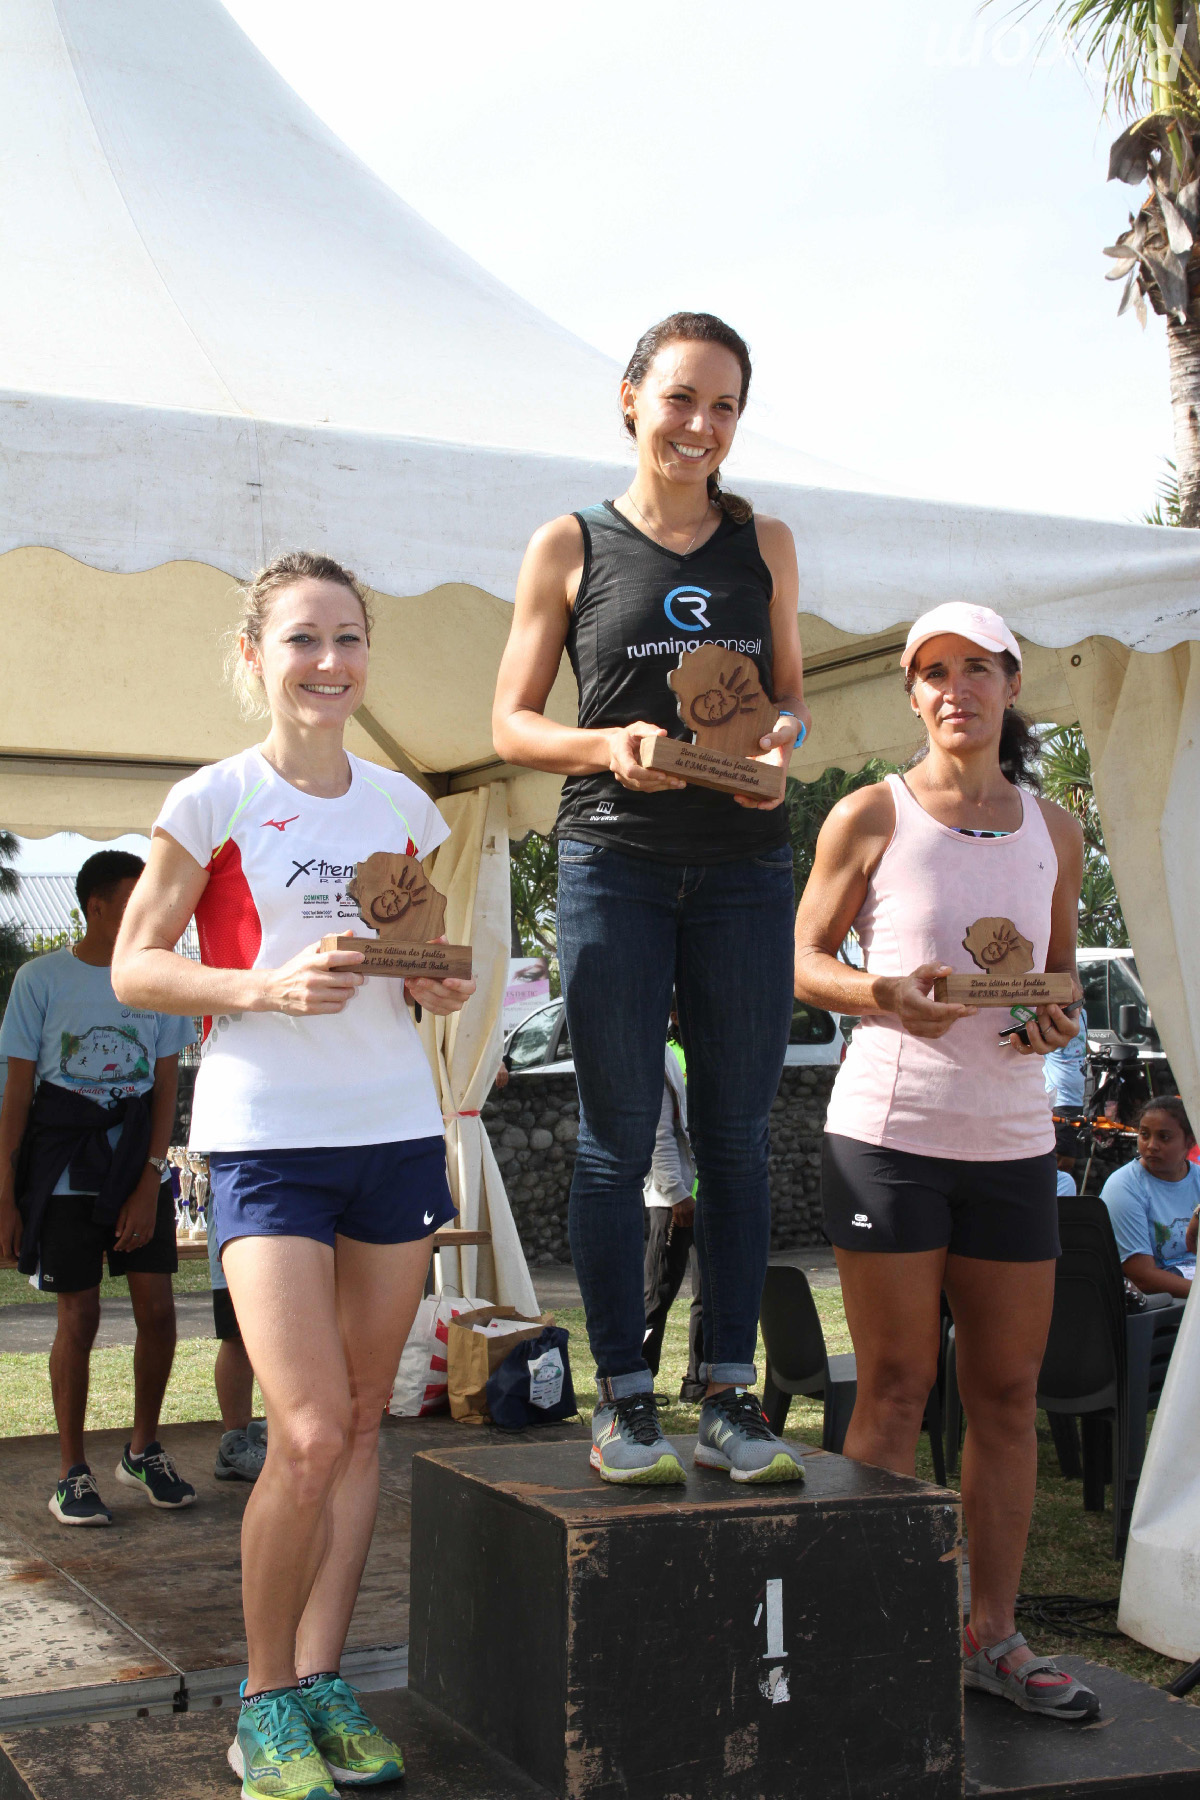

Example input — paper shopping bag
[445,1305,555,1423]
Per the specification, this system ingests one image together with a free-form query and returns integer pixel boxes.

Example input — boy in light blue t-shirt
[0,852,196,1525]
[1101,1097,1198,1299]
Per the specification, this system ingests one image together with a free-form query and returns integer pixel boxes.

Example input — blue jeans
[556,839,794,1398]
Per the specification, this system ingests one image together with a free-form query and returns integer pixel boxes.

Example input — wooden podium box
[410,1440,963,1800]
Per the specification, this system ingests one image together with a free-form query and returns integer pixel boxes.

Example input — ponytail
[707,468,754,525]
[998,703,1041,791]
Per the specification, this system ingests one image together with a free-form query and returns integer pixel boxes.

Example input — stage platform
[1,1662,1198,1799]
[1,1419,1198,1797]
[0,1415,587,1729]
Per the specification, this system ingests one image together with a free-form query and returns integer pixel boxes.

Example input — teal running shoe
[227,1687,337,1799]
[299,1675,405,1786]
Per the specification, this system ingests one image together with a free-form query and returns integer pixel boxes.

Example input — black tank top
[554,501,790,862]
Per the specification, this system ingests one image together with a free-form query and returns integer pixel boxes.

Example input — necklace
[623,491,714,556]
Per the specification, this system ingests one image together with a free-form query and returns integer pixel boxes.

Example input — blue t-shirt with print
[1101,1156,1200,1273]
[1044,1007,1087,1108]
[0,949,194,1195]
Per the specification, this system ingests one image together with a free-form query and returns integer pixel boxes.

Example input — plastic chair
[944,1196,1183,1557]
[760,1260,946,1482]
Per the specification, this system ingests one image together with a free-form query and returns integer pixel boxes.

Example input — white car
[502,999,844,1076]
[1076,948,1161,1056]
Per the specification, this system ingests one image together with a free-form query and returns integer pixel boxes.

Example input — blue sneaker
[300,1673,405,1785]
[49,1463,112,1526]
[115,1441,196,1508]
[694,1388,805,1483]
[227,1686,336,1799]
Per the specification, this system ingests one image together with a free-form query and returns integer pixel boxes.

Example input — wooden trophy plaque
[320,853,473,981]
[932,916,1075,1007]
[637,643,784,800]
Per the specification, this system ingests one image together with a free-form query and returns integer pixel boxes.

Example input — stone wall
[483,1065,838,1267]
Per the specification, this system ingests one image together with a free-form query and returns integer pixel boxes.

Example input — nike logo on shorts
[423,1210,435,1226]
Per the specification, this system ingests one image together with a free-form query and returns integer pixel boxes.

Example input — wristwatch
[147,1156,169,1179]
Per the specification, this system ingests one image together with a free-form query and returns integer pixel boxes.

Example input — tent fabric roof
[4,0,1200,650]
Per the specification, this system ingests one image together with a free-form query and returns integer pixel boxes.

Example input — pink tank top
[824,773,1057,1161]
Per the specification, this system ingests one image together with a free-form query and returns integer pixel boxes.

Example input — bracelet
[777,709,807,745]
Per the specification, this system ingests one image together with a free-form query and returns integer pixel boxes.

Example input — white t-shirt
[154,747,450,1153]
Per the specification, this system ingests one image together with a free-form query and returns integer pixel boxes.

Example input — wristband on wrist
[777,709,807,746]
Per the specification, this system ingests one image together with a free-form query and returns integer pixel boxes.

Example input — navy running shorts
[822,1133,1060,1261]
[209,1136,456,1258]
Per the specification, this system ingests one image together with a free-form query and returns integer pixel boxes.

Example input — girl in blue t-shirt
[1101,1097,1198,1298]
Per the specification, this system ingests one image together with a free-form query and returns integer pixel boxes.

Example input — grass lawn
[0,1271,1192,1699]
[0,1261,259,1440]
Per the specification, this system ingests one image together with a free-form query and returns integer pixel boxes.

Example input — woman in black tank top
[494,313,810,1487]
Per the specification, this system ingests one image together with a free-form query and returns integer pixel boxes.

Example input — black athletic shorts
[822,1135,1060,1262]
[212,1285,242,1341]
[36,1183,178,1293]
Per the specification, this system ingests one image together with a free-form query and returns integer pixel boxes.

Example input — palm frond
[509,831,559,958]
[1079,847,1130,944]
[1142,456,1182,521]
[0,830,18,899]
[997,2,1200,120]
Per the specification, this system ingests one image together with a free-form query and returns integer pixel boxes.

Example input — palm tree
[0,830,18,899]
[1038,724,1131,943]
[509,832,559,961]
[1009,4,1200,522]
[786,761,900,893]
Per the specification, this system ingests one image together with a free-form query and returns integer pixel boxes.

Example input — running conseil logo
[662,585,712,631]
[625,584,761,662]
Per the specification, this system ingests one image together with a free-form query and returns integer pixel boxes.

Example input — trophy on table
[168,1147,188,1237]
[320,853,472,981]
[932,917,1075,1008]
[186,1151,210,1240]
[636,643,785,801]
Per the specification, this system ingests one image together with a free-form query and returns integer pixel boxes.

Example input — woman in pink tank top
[794,603,1099,1723]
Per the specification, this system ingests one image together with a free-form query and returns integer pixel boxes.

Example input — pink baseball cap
[900,602,1021,672]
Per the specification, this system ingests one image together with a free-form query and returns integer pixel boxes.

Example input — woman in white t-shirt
[114,551,474,1799]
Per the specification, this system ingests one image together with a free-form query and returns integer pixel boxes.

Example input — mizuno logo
[261,815,299,832]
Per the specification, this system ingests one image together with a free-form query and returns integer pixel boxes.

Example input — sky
[218,0,1170,522]
[14,1,1174,874]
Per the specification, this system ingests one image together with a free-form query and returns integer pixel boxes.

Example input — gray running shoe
[214,1428,266,1483]
[694,1389,805,1484]
[246,1417,267,1448]
[590,1393,686,1485]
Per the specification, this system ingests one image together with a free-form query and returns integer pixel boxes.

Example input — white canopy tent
[2,0,1198,1649]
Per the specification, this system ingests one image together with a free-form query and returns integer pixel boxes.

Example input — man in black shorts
[0,852,197,1524]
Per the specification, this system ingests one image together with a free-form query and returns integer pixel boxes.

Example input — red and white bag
[388,1295,483,1417]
